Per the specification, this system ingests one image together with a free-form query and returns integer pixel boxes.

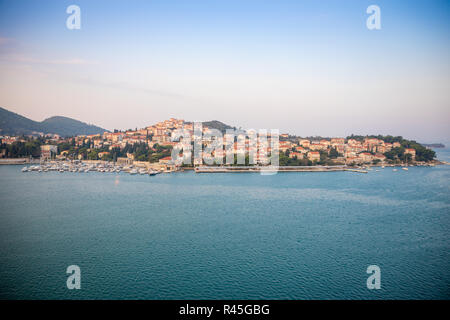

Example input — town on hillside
[0,118,438,171]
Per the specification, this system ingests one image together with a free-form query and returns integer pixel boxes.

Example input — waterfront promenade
[194,166,368,173]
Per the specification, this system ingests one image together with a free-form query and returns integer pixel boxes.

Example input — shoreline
[9,159,447,176]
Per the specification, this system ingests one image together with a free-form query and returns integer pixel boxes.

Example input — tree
[87,150,98,160]
[329,147,339,159]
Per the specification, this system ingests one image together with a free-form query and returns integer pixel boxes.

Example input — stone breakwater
[194,166,369,173]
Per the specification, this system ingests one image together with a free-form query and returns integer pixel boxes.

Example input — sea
[0,149,449,299]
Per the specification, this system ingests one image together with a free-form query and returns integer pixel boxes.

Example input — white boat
[21,167,28,172]
[393,169,398,172]
[129,169,138,175]
[402,167,408,171]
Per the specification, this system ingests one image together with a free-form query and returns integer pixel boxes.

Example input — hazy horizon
[0,0,449,143]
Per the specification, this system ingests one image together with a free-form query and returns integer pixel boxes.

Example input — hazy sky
[0,0,449,142]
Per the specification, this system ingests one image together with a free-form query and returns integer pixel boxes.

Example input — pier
[194,166,368,173]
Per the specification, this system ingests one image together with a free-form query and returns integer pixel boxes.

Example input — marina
[20,161,162,176]
[19,161,441,176]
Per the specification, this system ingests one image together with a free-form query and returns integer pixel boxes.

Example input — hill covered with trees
[0,107,107,137]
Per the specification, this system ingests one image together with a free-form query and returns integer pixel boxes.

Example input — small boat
[393,169,398,172]
[21,167,28,172]
[402,167,408,171]
[129,169,138,175]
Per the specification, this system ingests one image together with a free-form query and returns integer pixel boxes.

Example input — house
[98,152,110,158]
[358,152,374,162]
[331,138,345,145]
[117,157,132,165]
[384,143,393,152]
[152,135,170,144]
[289,152,303,159]
[376,145,386,153]
[159,156,173,165]
[279,144,292,152]
[404,148,416,159]
[335,144,345,154]
[295,146,307,153]
[299,139,310,148]
[309,143,327,151]
[344,151,356,159]
[373,154,387,162]
[308,151,320,162]
[40,145,58,159]
[346,156,363,164]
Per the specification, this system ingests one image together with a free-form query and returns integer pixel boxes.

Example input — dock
[195,166,368,173]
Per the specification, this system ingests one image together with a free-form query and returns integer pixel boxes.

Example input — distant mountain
[0,107,40,136]
[0,107,107,137]
[421,143,445,148]
[40,116,108,137]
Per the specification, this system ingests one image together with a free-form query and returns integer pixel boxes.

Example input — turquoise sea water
[0,150,449,299]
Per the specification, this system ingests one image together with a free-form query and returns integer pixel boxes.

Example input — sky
[0,0,449,142]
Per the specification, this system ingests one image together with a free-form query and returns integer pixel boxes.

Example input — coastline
[12,158,446,176]
[0,158,36,165]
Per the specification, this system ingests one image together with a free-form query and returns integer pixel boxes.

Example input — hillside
[0,107,42,136]
[40,116,107,137]
[202,120,236,133]
[0,107,107,137]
